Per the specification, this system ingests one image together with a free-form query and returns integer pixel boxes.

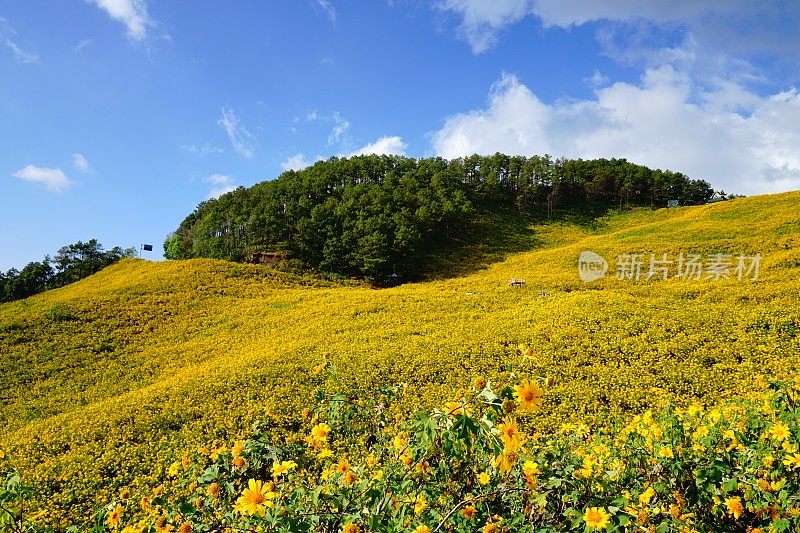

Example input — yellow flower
[231,439,245,458]
[414,493,427,515]
[167,461,181,477]
[638,486,655,506]
[207,482,220,498]
[342,523,359,533]
[178,523,192,533]
[308,423,332,448]
[492,451,515,474]
[414,526,431,533]
[725,496,744,520]
[659,447,674,458]
[522,460,540,477]
[415,460,431,475]
[771,478,786,491]
[514,380,544,413]
[770,421,790,441]
[462,505,477,519]
[209,445,225,462]
[107,504,123,529]
[782,452,800,468]
[584,507,610,529]
[483,523,499,533]
[231,456,247,470]
[335,459,351,473]
[393,432,410,451]
[155,516,172,533]
[444,400,468,416]
[271,460,297,478]
[518,344,535,358]
[478,471,491,485]
[497,417,524,452]
[234,479,275,516]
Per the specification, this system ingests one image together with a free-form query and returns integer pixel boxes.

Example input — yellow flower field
[1,191,799,527]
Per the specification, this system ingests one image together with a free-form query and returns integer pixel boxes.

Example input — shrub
[65,361,800,532]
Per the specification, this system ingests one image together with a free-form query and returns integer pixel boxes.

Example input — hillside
[2,191,800,527]
[165,154,714,283]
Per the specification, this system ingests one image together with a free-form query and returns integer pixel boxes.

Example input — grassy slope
[2,191,800,525]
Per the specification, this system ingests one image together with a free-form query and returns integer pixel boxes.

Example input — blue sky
[1,1,799,270]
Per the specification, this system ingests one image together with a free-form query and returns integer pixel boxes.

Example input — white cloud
[12,165,74,192]
[307,110,351,146]
[203,174,236,199]
[315,0,337,23]
[436,0,800,77]
[74,39,93,53]
[281,153,313,171]
[180,143,224,156]
[218,106,256,159]
[433,73,551,156]
[327,112,350,145]
[436,0,533,53]
[585,69,609,88]
[529,0,736,29]
[89,0,152,41]
[72,153,91,172]
[5,39,38,63]
[431,71,800,196]
[349,136,408,157]
[0,18,39,63]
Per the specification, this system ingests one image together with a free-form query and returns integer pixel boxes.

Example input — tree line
[0,240,136,303]
[165,154,715,282]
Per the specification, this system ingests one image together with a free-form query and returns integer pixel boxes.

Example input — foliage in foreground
[9,359,800,532]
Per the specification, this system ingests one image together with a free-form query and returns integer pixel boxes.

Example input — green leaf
[774,518,791,532]
[722,478,738,493]
[178,500,196,516]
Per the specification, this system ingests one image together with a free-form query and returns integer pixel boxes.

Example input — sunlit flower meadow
[1,191,799,529]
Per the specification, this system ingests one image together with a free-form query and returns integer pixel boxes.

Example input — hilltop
[165,154,714,283]
[1,190,799,526]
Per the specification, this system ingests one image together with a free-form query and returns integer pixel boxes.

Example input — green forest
[165,154,715,283]
[0,240,136,303]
